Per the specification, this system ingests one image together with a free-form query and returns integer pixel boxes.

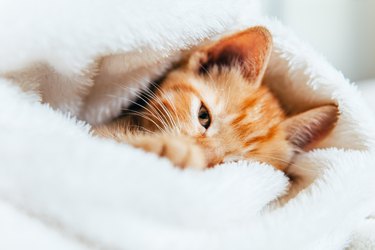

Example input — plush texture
[1,0,375,249]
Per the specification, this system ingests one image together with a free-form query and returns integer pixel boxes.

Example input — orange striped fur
[94,27,339,171]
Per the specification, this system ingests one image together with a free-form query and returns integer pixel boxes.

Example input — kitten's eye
[198,104,211,129]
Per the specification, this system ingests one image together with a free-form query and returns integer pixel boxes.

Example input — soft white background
[263,0,375,82]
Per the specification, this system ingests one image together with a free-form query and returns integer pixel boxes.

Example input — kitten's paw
[128,135,207,169]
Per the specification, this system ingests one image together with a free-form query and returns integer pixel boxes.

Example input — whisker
[105,73,185,136]
[141,85,178,131]
[108,92,168,131]
[147,81,182,134]
[121,108,167,134]
[109,87,170,131]
[126,124,156,135]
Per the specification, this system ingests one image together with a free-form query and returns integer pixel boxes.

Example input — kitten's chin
[202,149,224,168]
[207,161,223,168]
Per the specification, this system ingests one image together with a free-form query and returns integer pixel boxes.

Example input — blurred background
[262,0,375,83]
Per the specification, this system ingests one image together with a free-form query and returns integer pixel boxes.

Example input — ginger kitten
[94,27,339,171]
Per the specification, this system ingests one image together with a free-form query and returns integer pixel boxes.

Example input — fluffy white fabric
[1,0,375,249]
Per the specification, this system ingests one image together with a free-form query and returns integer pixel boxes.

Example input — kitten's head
[129,27,339,170]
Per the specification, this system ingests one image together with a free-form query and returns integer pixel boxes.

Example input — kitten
[93,26,339,171]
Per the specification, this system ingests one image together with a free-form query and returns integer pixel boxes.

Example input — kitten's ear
[282,105,339,150]
[195,26,272,85]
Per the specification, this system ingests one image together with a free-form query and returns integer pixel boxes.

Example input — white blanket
[1,0,375,249]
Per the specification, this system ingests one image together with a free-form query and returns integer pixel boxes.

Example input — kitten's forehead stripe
[241,96,257,110]
[231,113,247,126]
[243,125,278,147]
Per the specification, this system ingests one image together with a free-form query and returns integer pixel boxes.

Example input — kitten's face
[119,27,338,170]
[142,65,291,169]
